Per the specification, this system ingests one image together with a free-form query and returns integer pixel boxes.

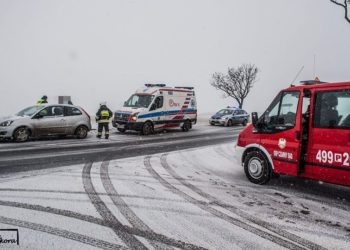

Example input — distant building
[58,96,72,104]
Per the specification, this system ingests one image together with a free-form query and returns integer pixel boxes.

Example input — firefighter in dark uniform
[37,95,48,104]
[96,102,113,139]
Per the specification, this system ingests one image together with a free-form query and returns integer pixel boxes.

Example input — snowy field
[0,143,349,249]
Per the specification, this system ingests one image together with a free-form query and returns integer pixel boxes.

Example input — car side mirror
[251,112,258,127]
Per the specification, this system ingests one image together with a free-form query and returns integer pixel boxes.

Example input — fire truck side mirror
[251,112,258,127]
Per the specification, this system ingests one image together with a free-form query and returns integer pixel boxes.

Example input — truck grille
[115,112,130,122]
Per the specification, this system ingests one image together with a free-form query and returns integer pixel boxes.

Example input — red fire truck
[235,80,350,187]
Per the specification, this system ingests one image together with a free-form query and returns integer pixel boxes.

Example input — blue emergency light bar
[145,84,166,88]
[300,79,327,85]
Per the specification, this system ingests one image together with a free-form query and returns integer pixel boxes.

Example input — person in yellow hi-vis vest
[96,102,113,139]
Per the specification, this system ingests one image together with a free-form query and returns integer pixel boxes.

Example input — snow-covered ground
[0,143,349,249]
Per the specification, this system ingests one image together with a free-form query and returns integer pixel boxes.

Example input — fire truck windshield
[259,91,300,131]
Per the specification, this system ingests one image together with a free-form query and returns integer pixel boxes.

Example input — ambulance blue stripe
[138,109,197,119]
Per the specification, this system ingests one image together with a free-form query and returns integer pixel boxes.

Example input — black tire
[141,122,154,135]
[242,119,248,126]
[244,150,272,184]
[58,135,67,139]
[117,128,126,133]
[182,120,191,132]
[75,126,88,139]
[13,127,30,142]
[227,119,233,127]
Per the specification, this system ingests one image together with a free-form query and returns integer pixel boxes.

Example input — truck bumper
[112,120,143,131]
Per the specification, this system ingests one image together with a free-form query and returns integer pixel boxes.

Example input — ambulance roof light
[145,84,166,88]
[174,86,194,90]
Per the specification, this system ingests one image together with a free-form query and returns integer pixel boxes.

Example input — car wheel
[117,128,126,133]
[242,119,248,126]
[142,122,154,135]
[182,120,191,132]
[244,151,271,184]
[75,126,88,139]
[13,127,30,142]
[227,119,233,127]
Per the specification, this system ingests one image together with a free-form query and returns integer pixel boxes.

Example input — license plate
[117,124,125,129]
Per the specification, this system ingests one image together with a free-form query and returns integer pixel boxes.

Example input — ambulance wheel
[182,120,191,132]
[242,120,248,126]
[117,128,126,133]
[244,151,271,184]
[142,122,154,135]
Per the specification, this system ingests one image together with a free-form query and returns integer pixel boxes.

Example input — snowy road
[0,125,349,249]
[0,124,240,173]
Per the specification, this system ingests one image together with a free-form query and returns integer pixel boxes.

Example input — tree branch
[330,0,350,24]
[211,64,259,109]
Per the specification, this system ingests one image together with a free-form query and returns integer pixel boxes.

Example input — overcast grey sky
[0,0,349,116]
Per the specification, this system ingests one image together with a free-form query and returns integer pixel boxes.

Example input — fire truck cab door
[259,91,303,176]
[304,88,350,186]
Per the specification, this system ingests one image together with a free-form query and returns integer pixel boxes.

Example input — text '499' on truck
[235,79,350,187]
[112,84,197,135]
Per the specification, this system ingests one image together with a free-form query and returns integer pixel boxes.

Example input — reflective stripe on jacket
[97,109,112,123]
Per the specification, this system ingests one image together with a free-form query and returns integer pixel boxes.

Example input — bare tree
[211,64,258,109]
[330,0,350,24]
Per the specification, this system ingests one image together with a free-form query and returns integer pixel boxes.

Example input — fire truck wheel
[244,151,271,184]
[142,122,154,135]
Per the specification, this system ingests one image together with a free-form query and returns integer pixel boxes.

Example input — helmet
[42,95,48,100]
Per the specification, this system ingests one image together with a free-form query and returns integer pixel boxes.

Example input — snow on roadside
[0,143,348,249]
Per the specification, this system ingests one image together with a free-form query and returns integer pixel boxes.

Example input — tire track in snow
[160,153,328,250]
[0,215,127,250]
[0,199,205,249]
[213,145,233,161]
[100,159,173,250]
[144,155,312,250]
[82,161,148,250]
[179,149,350,241]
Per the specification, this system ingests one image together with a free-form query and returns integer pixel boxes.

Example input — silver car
[0,104,91,142]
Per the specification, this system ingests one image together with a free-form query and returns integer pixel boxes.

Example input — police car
[209,107,249,127]
[113,84,197,135]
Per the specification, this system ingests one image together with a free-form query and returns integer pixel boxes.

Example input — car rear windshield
[124,94,155,108]
[16,106,43,117]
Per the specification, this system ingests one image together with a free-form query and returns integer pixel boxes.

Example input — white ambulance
[112,84,197,135]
